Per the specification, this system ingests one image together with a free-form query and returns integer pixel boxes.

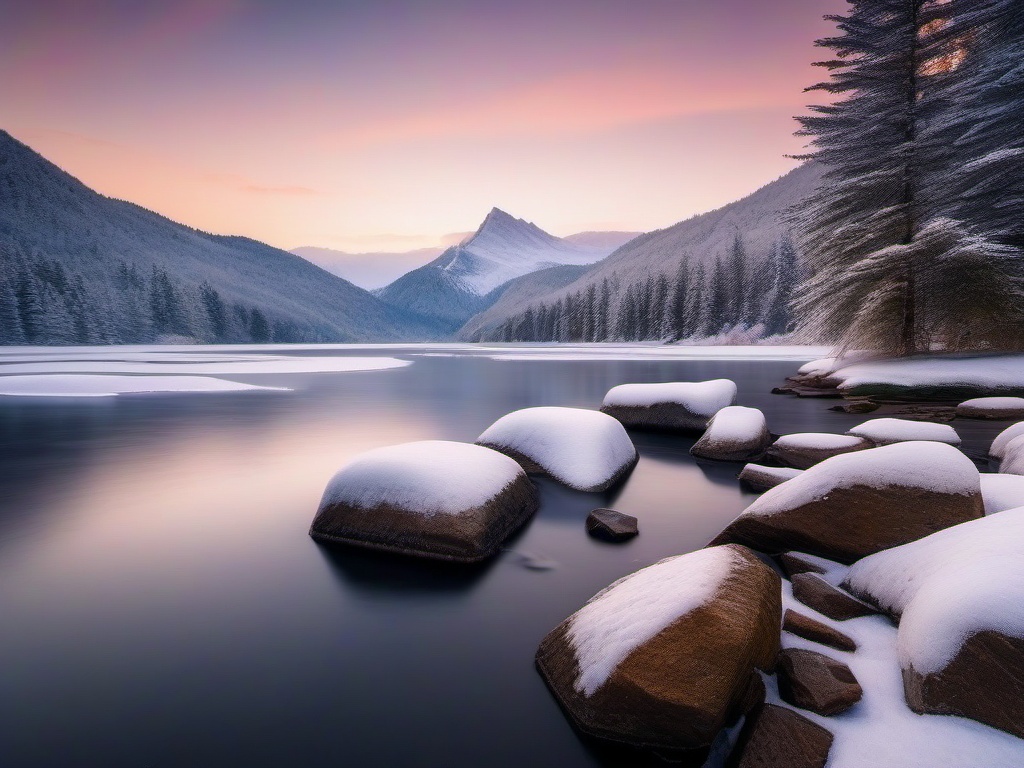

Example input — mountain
[563,231,641,250]
[288,245,442,290]
[376,208,616,333]
[461,163,824,342]
[0,130,435,345]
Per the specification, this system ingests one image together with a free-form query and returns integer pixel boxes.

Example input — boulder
[738,464,803,493]
[476,406,637,492]
[777,648,863,716]
[845,510,1024,738]
[791,573,877,621]
[989,421,1024,458]
[766,433,871,470]
[783,610,857,653]
[586,508,638,542]
[601,379,737,432]
[728,704,833,768]
[309,440,538,563]
[776,552,826,579]
[536,544,780,751]
[846,417,960,447]
[998,434,1024,476]
[957,397,1024,420]
[979,473,1024,515]
[691,406,772,462]
[711,442,984,564]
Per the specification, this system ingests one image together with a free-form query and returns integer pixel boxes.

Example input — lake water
[0,345,1007,767]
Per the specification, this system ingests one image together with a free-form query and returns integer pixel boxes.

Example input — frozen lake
[0,345,1007,767]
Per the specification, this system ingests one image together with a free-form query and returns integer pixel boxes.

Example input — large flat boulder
[957,397,1024,420]
[691,406,771,462]
[310,440,538,562]
[845,510,1024,738]
[536,544,780,751]
[601,379,737,432]
[766,433,871,469]
[711,442,984,563]
[846,417,960,447]
[476,406,637,492]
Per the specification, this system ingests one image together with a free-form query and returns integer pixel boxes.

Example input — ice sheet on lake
[0,352,411,375]
[0,375,288,398]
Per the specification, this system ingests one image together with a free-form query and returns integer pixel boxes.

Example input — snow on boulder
[989,421,1024,458]
[956,397,1024,420]
[690,406,771,462]
[711,442,983,564]
[476,406,637,492]
[309,440,538,562]
[980,473,1024,514]
[846,417,960,447]
[998,435,1024,476]
[535,544,780,752]
[766,433,871,470]
[600,379,737,432]
[738,464,803,493]
[844,509,1024,738]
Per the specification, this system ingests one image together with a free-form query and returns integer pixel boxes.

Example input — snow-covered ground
[0,374,287,398]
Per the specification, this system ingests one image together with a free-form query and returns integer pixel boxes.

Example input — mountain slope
[0,130,434,344]
[289,245,442,290]
[376,208,614,332]
[462,162,824,342]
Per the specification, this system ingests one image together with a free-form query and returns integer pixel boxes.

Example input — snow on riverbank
[804,354,1024,394]
[0,374,288,398]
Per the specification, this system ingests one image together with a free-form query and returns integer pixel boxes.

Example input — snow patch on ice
[741,442,979,518]
[846,509,1024,675]
[602,379,737,415]
[0,374,287,398]
[319,440,525,517]
[847,418,960,446]
[477,407,636,491]
[567,548,738,697]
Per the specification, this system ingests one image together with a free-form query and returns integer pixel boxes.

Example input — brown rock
[738,464,803,493]
[830,399,879,414]
[586,508,638,542]
[783,610,857,653]
[728,704,833,768]
[766,433,872,469]
[791,574,877,620]
[536,545,781,751]
[903,631,1024,739]
[690,406,772,462]
[777,648,863,716]
[776,552,826,579]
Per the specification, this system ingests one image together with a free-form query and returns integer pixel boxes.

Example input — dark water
[0,347,1006,768]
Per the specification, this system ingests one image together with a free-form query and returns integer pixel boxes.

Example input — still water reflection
[0,347,1005,767]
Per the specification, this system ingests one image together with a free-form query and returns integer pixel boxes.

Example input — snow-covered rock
[766,432,871,469]
[738,464,803,492]
[712,442,984,563]
[998,435,1024,476]
[600,379,737,432]
[535,544,779,751]
[957,397,1024,420]
[690,406,771,462]
[979,474,1024,514]
[309,440,538,562]
[846,418,961,447]
[845,510,1024,738]
[476,406,637,492]
[823,354,1024,399]
[990,421,1024,458]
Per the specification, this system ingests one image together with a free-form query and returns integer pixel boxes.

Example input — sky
[0,0,846,253]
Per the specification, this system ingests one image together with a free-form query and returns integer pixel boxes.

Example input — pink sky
[0,0,846,252]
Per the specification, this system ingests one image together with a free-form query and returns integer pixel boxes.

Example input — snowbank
[567,547,738,696]
[476,407,637,492]
[603,380,736,413]
[846,510,1024,675]
[847,418,961,446]
[0,374,287,398]
[990,422,1024,458]
[319,441,525,517]
[826,355,1024,397]
[979,474,1024,515]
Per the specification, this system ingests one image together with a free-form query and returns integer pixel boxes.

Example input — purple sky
[0,0,847,251]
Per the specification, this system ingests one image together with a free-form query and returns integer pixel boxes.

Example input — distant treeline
[0,247,314,345]
[482,235,799,342]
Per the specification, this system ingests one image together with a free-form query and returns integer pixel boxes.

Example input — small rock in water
[586,508,639,542]
[510,550,558,571]
[777,648,863,716]
[791,573,878,621]
[782,610,857,653]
